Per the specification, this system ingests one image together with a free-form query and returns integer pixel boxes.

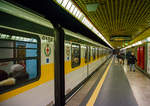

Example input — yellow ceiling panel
[73,0,150,48]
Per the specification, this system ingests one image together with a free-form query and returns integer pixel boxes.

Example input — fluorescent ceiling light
[75,10,80,17]
[77,12,82,19]
[138,41,142,45]
[62,0,69,7]
[82,17,86,23]
[66,1,72,10]
[56,0,63,4]
[123,36,150,49]
[73,7,78,15]
[147,37,150,41]
[69,4,75,13]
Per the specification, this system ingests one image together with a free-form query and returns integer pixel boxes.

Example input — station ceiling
[73,0,150,48]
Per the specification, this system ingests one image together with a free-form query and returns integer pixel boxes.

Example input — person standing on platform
[120,53,125,65]
[128,52,137,72]
[117,52,121,63]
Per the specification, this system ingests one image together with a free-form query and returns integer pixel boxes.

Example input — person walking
[117,52,121,63]
[128,52,137,72]
[126,51,131,65]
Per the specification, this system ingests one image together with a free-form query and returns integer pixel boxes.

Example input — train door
[88,46,91,76]
[85,46,90,76]
[87,46,91,76]
[85,46,88,76]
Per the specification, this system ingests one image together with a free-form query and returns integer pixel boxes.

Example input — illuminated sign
[0,33,37,43]
[44,44,51,57]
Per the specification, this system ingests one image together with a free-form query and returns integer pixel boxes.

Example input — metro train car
[0,1,111,106]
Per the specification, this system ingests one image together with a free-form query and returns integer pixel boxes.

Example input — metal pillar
[54,24,65,106]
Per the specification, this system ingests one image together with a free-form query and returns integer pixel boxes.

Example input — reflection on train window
[97,48,99,58]
[85,46,90,63]
[0,33,39,93]
[71,43,80,68]
[92,47,96,60]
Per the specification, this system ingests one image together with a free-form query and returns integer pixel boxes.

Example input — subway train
[0,1,111,106]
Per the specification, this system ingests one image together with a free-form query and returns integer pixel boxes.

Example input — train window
[0,33,39,93]
[85,46,90,63]
[62,0,69,7]
[69,4,75,13]
[71,43,80,68]
[66,1,72,10]
[73,7,78,15]
[92,47,96,60]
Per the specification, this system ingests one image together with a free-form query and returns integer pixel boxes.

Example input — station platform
[66,57,150,106]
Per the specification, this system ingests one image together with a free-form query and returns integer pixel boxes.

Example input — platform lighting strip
[121,36,150,50]
[0,33,37,42]
[55,0,113,49]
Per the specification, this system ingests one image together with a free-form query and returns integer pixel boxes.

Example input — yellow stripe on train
[0,56,106,102]
[0,63,54,102]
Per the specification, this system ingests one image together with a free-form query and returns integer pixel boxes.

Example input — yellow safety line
[86,58,113,106]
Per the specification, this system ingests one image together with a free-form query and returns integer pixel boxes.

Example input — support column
[54,24,65,106]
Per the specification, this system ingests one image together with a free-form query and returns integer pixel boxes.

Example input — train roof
[0,0,53,29]
[63,28,108,49]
